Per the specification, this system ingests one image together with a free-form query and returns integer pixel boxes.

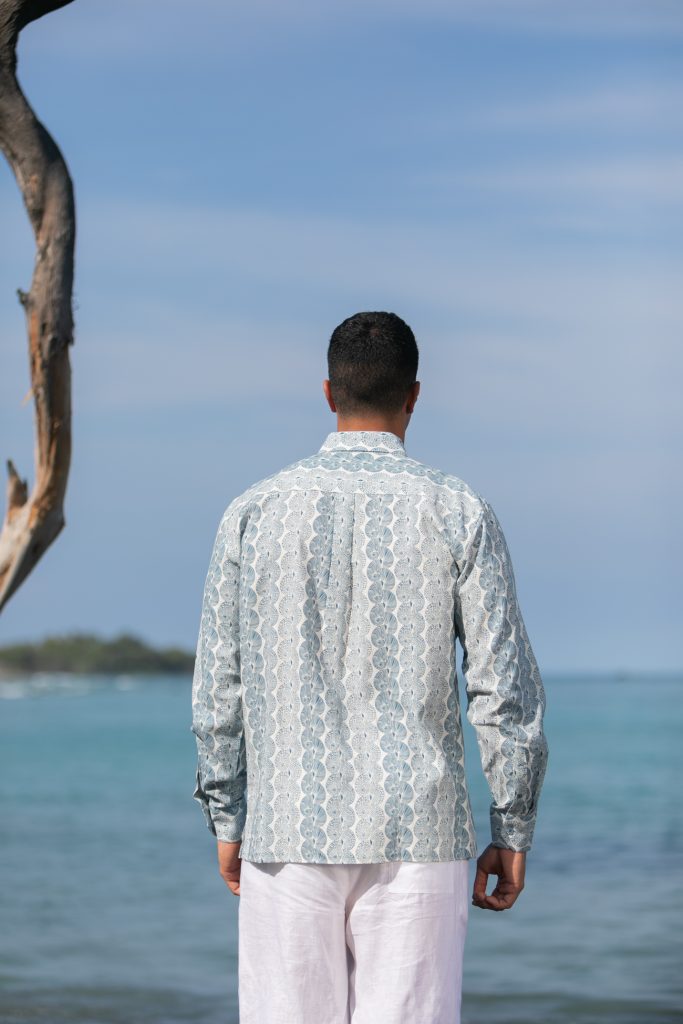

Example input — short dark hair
[327,311,419,416]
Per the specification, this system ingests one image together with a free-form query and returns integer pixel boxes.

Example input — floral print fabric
[191,430,548,862]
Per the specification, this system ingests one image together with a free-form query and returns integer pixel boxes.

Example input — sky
[0,0,681,672]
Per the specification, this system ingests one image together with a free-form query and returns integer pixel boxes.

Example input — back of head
[327,311,419,416]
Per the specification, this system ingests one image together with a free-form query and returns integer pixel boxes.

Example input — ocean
[1,671,681,1024]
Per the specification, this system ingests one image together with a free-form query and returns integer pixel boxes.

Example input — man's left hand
[217,840,242,896]
[472,843,526,911]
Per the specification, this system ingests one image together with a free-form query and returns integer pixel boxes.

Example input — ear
[323,379,337,412]
[406,380,420,414]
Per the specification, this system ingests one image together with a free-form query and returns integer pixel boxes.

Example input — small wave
[0,674,106,699]
[115,676,139,691]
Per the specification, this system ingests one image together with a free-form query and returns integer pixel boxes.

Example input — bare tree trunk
[0,0,76,612]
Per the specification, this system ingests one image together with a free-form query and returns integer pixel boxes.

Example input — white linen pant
[238,857,470,1024]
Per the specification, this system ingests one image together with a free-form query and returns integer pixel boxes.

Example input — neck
[335,415,407,442]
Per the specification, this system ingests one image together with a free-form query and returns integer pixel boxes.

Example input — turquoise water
[1,672,681,1024]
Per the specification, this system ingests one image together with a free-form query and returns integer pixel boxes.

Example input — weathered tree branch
[0,0,76,612]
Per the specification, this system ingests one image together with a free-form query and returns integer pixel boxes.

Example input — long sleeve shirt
[191,429,548,863]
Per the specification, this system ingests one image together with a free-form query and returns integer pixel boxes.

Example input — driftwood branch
[0,0,76,612]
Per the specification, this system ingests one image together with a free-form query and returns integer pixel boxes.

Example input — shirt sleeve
[190,507,247,843]
[454,498,549,852]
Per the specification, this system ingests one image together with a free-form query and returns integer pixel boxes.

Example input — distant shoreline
[0,632,195,678]
[0,632,678,683]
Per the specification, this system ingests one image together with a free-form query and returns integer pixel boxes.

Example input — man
[191,311,549,1024]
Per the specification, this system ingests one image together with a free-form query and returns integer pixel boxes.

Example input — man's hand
[217,840,242,896]
[472,843,525,911]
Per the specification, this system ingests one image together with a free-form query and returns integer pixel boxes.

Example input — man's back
[192,428,548,864]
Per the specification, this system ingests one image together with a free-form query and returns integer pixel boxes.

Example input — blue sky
[1,0,681,672]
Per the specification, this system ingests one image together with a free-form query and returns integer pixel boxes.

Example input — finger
[472,863,489,902]
[492,879,521,904]
[472,891,491,909]
[220,868,240,889]
[484,890,517,911]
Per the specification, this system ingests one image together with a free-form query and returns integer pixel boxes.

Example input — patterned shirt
[191,429,548,863]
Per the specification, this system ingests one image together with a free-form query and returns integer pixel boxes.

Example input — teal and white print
[191,430,548,863]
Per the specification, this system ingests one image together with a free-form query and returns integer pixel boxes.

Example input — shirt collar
[318,430,406,455]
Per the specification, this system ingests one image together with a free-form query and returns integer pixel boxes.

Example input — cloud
[419,155,683,206]
[74,195,683,329]
[0,194,671,455]
[17,0,683,63]
[435,86,683,131]
[70,312,322,412]
[3,186,680,359]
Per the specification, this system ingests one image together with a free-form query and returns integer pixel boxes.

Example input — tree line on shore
[0,632,195,676]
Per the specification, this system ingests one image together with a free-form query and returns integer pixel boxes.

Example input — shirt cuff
[193,766,246,843]
[490,810,536,852]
